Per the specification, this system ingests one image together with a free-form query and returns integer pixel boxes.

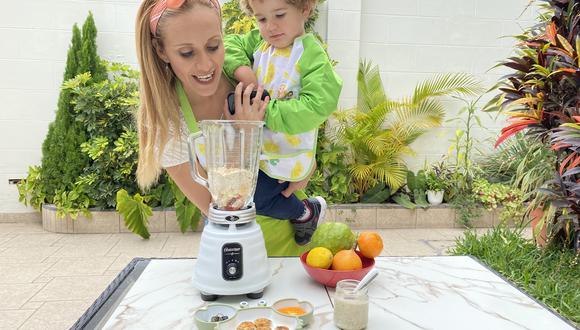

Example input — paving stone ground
[0,221,532,330]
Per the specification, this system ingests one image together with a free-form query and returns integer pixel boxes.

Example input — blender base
[246,291,264,299]
[199,290,264,302]
[200,292,218,301]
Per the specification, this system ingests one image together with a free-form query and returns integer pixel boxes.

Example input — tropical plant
[536,118,580,247]
[359,182,391,203]
[392,170,429,209]
[332,60,482,196]
[477,133,556,226]
[478,133,555,197]
[489,1,579,145]
[444,95,488,226]
[447,94,494,198]
[489,0,579,246]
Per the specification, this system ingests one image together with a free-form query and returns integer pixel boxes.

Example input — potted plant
[425,170,446,205]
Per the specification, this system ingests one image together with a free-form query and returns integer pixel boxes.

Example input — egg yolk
[277,306,306,316]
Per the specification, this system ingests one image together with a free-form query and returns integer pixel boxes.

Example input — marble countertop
[96,256,576,330]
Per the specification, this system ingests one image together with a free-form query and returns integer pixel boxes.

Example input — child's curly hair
[239,0,318,18]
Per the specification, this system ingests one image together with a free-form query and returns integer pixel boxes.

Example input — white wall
[0,0,538,212]
[0,0,141,213]
[327,0,538,170]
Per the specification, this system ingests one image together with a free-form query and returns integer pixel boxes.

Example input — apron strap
[176,80,199,134]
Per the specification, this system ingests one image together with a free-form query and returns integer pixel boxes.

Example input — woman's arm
[165,162,211,216]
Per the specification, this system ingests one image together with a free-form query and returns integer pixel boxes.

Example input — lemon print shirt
[224,30,342,181]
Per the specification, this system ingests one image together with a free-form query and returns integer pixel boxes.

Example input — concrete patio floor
[0,221,531,330]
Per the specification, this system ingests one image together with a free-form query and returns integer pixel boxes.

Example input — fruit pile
[305,222,384,270]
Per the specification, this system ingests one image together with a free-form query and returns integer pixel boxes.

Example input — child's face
[155,6,224,97]
[251,0,310,49]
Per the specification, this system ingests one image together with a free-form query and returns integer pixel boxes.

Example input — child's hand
[280,162,317,198]
[234,66,258,86]
[224,83,269,121]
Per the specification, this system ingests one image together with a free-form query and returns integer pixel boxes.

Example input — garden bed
[39,203,503,234]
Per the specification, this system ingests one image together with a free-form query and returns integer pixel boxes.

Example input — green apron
[176,81,311,256]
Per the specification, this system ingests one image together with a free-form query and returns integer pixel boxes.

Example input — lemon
[306,247,333,269]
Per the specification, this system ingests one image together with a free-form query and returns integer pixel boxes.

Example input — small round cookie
[256,327,272,330]
[236,321,257,330]
[254,318,272,327]
[275,326,289,330]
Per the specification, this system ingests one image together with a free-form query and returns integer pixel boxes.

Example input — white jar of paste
[333,279,369,330]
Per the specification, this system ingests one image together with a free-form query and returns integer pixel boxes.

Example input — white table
[73,256,577,330]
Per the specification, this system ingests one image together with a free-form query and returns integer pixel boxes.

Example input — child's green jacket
[224,29,342,182]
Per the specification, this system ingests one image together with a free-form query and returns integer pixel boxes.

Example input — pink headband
[149,0,221,37]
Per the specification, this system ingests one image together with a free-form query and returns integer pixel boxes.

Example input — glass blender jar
[187,120,271,301]
[188,120,264,220]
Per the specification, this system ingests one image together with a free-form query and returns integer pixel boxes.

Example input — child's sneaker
[291,197,327,246]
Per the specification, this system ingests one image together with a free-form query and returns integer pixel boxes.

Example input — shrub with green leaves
[305,123,358,204]
[20,12,107,208]
[17,12,200,238]
[473,178,525,224]
[65,63,140,209]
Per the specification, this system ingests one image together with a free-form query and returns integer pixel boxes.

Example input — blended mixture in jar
[208,167,254,210]
[333,295,369,330]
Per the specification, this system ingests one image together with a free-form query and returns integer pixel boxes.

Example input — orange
[331,250,362,270]
[357,231,383,258]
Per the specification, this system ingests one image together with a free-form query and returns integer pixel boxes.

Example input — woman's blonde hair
[239,0,317,17]
[135,0,220,190]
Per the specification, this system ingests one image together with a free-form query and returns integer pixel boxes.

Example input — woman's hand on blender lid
[224,82,269,122]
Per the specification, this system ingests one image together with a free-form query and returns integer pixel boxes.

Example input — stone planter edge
[41,204,204,234]
[39,203,496,233]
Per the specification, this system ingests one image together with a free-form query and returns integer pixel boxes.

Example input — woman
[135,0,310,256]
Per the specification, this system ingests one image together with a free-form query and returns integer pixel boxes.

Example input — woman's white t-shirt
[159,114,208,170]
[160,116,190,168]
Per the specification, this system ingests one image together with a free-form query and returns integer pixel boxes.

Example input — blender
[187,120,271,301]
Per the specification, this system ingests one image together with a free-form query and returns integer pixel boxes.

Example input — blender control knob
[227,263,237,275]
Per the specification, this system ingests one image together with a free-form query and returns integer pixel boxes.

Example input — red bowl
[299,250,375,288]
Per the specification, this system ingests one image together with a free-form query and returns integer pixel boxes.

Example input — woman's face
[156,6,224,97]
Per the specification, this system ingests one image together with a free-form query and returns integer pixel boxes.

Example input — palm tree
[332,60,482,195]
